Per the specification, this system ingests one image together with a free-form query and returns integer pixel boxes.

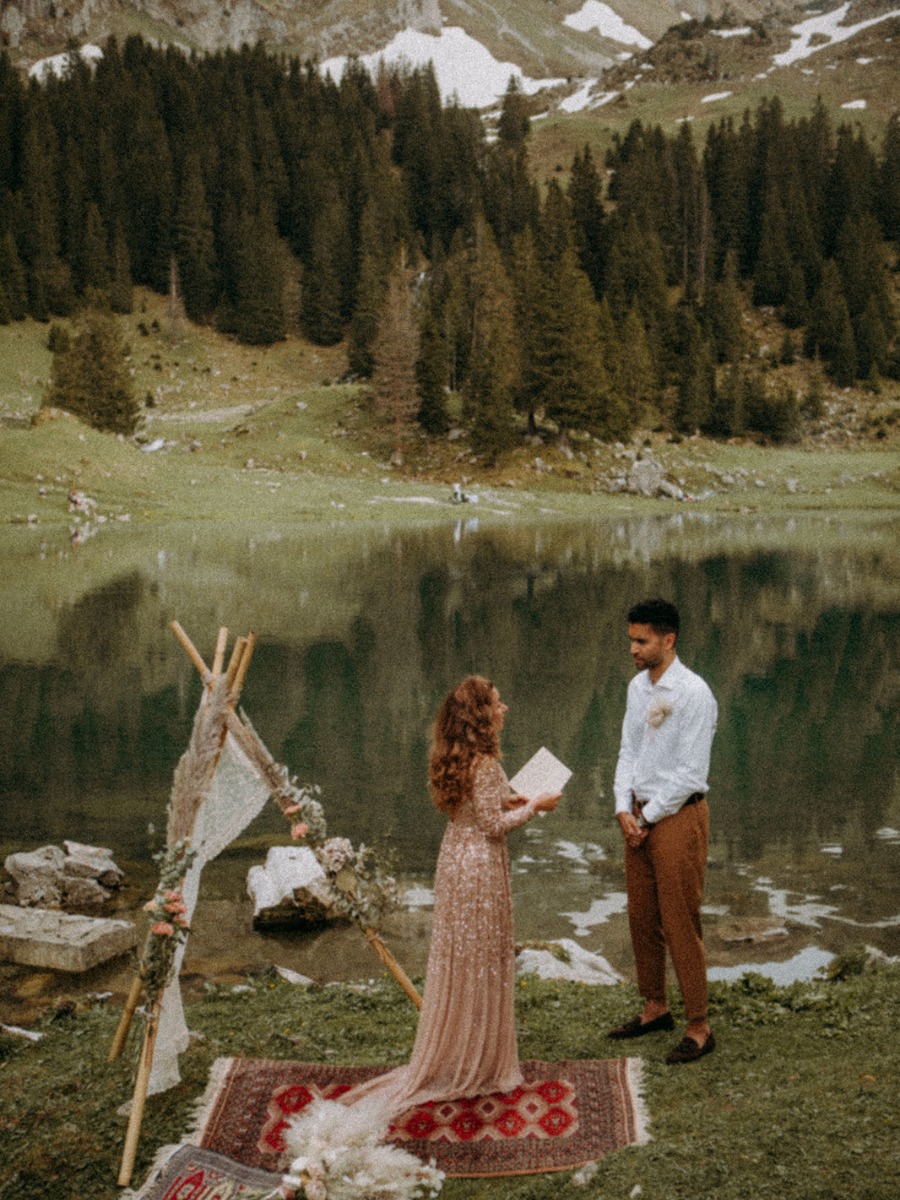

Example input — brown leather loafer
[607,1012,676,1039]
[665,1032,716,1063]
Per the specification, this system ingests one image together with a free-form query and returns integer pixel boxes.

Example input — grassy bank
[1,960,897,1200]
[1,295,898,532]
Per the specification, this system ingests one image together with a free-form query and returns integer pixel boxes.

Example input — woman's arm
[472,757,539,835]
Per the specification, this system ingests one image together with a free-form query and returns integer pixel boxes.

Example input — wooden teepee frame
[111,621,421,1187]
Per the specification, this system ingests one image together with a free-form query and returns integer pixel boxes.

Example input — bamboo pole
[108,974,143,1063]
[170,620,209,679]
[366,928,422,1009]
[231,631,256,697]
[211,626,229,677]
[117,999,162,1187]
[224,635,247,690]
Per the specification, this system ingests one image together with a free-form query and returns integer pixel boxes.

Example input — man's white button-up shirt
[614,656,718,826]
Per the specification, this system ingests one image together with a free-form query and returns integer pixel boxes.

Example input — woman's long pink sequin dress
[341,754,536,1118]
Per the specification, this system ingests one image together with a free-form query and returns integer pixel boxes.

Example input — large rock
[516,938,623,985]
[0,904,136,972]
[626,458,663,497]
[247,846,339,930]
[4,842,124,909]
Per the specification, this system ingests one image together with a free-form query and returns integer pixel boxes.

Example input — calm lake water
[1,510,898,1000]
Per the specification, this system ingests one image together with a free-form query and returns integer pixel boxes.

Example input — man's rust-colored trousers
[624,799,710,1022]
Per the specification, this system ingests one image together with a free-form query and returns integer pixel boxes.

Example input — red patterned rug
[190,1057,647,1178]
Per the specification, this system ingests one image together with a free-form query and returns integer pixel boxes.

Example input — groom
[607,598,718,1064]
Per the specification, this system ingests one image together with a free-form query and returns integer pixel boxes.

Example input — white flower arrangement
[646,699,674,729]
[281,1098,444,1200]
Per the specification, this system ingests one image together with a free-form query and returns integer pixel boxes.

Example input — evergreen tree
[854,293,889,380]
[805,260,858,384]
[604,214,672,380]
[752,187,791,306]
[509,227,542,431]
[174,152,218,321]
[0,231,28,320]
[782,261,809,329]
[567,145,606,297]
[616,303,655,422]
[497,77,530,149]
[108,221,133,315]
[299,174,349,345]
[708,250,746,363]
[532,246,628,440]
[463,219,518,460]
[76,203,110,295]
[230,204,285,345]
[416,300,450,435]
[835,212,894,335]
[706,364,746,438]
[44,303,138,435]
[369,252,421,453]
[877,114,900,242]
[674,307,715,433]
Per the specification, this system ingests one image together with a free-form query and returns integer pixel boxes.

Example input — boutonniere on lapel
[646,699,674,729]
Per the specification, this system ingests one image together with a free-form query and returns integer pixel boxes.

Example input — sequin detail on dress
[340,755,535,1119]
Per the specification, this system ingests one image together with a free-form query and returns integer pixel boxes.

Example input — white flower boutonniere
[646,699,674,729]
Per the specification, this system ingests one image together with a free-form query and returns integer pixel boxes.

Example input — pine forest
[1,38,898,455]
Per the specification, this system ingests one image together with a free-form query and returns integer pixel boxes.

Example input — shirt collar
[649,655,683,691]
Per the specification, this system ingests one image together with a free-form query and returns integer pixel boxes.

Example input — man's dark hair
[627,598,680,637]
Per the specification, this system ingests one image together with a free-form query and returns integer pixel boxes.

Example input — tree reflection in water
[0,514,896,966]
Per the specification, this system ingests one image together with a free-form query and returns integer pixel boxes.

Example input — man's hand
[618,811,648,848]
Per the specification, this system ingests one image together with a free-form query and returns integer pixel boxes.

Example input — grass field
[1,290,898,534]
[0,958,897,1200]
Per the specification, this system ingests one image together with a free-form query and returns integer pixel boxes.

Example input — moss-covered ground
[1,960,897,1200]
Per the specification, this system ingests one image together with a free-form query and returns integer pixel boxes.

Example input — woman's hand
[503,793,529,810]
[533,791,562,813]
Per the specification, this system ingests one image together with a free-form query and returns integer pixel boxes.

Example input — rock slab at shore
[0,904,136,972]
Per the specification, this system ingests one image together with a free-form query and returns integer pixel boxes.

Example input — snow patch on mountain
[28,43,103,81]
[321,25,564,108]
[563,1,653,50]
[772,3,900,68]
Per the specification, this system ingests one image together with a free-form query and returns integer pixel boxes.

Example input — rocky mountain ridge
[0,0,837,72]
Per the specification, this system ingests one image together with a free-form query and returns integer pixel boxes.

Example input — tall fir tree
[174,152,218,321]
[567,144,606,298]
[369,252,421,453]
[463,218,518,460]
[805,259,858,384]
[44,303,139,435]
[230,203,286,345]
[0,231,28,320]
[708,250,746,364]
[416,298,450,435]
[674,306,715,432]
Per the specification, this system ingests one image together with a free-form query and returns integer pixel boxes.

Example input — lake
[1,510,898,1006]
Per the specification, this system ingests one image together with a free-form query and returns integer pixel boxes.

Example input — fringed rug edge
[626,1056,651,1146]
[184,1054,236,1145]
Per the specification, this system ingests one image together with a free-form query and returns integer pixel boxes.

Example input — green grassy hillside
[1,289,897,535]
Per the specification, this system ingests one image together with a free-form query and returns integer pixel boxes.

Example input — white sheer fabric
[148,733,270,1094]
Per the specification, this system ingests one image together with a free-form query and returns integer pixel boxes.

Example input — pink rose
[151,922,174,937]
[290,822,309,840]
[284,804,302,815]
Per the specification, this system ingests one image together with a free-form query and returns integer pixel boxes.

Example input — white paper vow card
[508,747,572,801]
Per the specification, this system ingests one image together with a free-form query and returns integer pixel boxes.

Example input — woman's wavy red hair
[429,675,500,814]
